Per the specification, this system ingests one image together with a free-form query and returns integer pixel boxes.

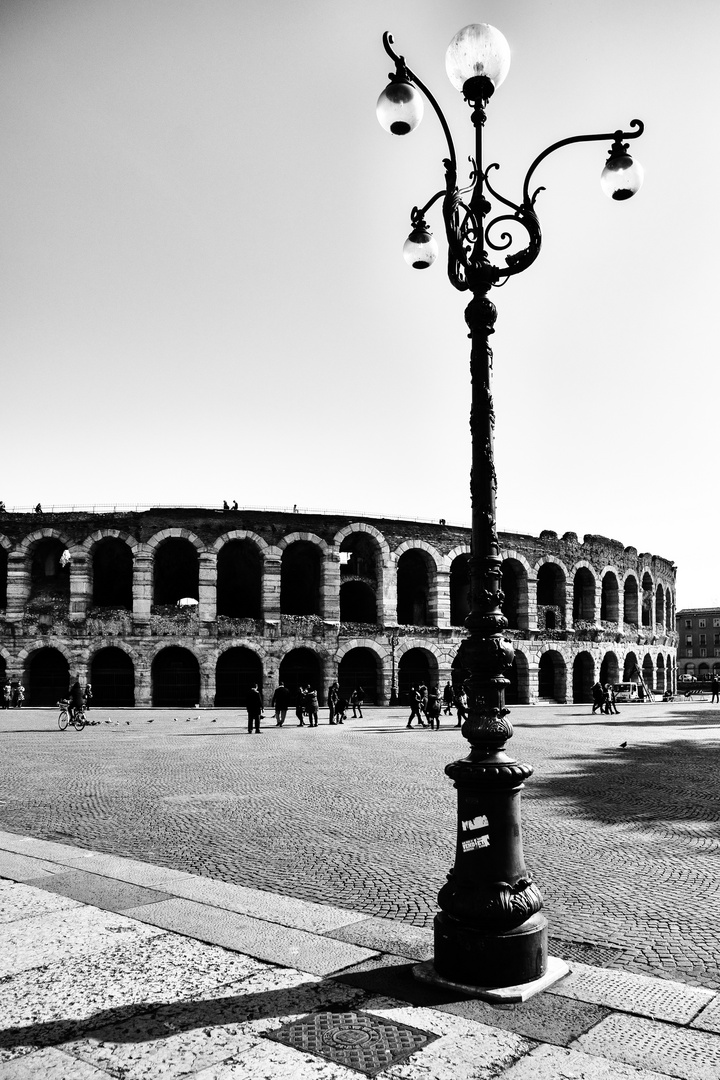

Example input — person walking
[442,682,454,715]
[711,674,719,704]
[15,683,25,708]
[84,683,93,712]
[328,681,340,724]
[246,683,263,734]
[455,686,468,727]
[406,686,425,728]
[272,681,291,726]
[591,680,604,715]
[305,686,319,727]
[418,683,429,722]
[336,691,348,724]
[605,683,620,715]
[295,687,306,726]
[351,687,364,719]
[2,681,11,709]
[426,686,441,729]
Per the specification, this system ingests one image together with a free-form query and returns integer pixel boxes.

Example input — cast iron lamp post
[377,23,643,999]
[385,631,399,706]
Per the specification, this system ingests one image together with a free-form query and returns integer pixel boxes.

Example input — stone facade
[0,509,678,707]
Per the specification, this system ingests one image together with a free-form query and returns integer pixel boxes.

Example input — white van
[613,682,639,703]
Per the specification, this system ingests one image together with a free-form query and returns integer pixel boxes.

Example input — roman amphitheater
[0,507,677,708]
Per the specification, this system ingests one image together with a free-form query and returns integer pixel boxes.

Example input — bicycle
[57,700,86,731]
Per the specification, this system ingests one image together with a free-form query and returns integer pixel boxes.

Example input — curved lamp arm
[523,119,644,206]
[383,32,457,174]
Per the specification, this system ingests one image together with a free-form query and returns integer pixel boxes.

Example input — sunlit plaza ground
[2,698,719,988]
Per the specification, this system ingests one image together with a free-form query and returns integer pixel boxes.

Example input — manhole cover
[265,1010,438,1076]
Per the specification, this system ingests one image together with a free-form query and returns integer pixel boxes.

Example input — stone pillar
[434,569,451,628]
[527,661,539,703]
[69,552,90,623]
[135,664,151,707]
[133,549,153,625]
[594,581,603,624]
[617,587,624,631]
[384,557,398,625]
[563,592,573,632]
[322,550,340,623]
[263,552,282,621]
[526,574,538,631]
[200,661,214,707]
[198,552,217,623]
[5,552,30,622]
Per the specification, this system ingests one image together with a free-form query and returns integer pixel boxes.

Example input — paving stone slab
[691,993,720,1033]
[191,1037,360,1078]
[0,880,81,924]
[326,917,433,962]
[0,1046,113,1078]
[24,869,172,912]
[61,970,365,1080]
[439,989,610,1046]
[496,1043,672,1079]
[573,1012,720,1080]
[549,960,715,1022]
[360,997,533,1079]
[48,851,196,886]
[166,874,364,933]
[0,851,67,883]
[0,931,266,1061]
[124,897,379,977]
[0,904,164,979]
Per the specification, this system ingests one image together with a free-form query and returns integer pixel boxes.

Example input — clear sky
[1,1,717,608]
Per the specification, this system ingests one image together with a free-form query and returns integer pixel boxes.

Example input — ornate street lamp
[385,631,400,706]
[377,24,643,1000]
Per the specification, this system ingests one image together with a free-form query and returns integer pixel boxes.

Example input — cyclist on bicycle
[68,678,84,723]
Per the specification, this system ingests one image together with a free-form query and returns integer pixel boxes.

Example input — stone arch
[537,648,567,703]
[151,645,201,707]
[89,535,134,609]
[392,539,444,570]
[23,644,72,706]
[535,557,568,631]
[212,529,270,555]
[665,586,673,629]
[572,562,597,623]
[15,527,74,558]
[600,568,620,622]
[501,556,530,630]
[216,537,263,619]
[338,646,381,704]
[396,547,436,626]
[0,534,9,609]
[622,571,639,626]
[656,653,666,694]
[623,651,639,681]
[641,570,654,627]
[278,645,328,703]
[642,652,654,696]
[280,538,323,616]
[507,647,530,705]
[277,531,330,555]
[333,522,390,563]
[655,584,665,629]
[89,645,136,706]
[600,650,620,687]
[573,651,595,703]
[397,646,440,701]
[450,552,471,628]
[215,645,264,706]
[145,528,206,554]
[337,526,385,626]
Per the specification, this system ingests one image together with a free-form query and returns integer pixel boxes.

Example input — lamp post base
[431,911,553,992]
[413,952,569,1004]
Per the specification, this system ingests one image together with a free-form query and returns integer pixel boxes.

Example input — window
[687,649,694,657]
[715,633,720,647]
[700,648,707,658]
[700,634,707,647]
[686,635,693,647]
[685,619,692,628]
[714,618,720,627]
[699,619,706,628]
[715,648,720,657]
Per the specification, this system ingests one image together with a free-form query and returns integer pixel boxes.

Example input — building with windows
[675,607,720,681]
[0,508,677,707]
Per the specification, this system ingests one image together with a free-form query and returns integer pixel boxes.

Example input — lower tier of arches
[0,637,680,708]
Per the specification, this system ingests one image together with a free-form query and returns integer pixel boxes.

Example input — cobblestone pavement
[1,700,719,989]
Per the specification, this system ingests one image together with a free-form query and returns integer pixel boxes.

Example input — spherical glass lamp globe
[403,226,438,269]
[445,23,511,92]
[600,153,644,201]
[376,80,424,135]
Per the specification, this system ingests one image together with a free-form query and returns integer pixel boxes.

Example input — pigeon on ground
[619,741,627,748]
[125,721,130,725]
[211,718,217,723]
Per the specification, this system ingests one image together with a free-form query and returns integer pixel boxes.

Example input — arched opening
[450,554,471,627]
[340,533,380,623]
[684,662,695,677]
[26,647,70,706]
[281,542,322,616]
[397,550,433,626]
[215,647,263,707]
[601,572,619,622]
[623,575,639,626]
[279,648,323,702]
[152,647,200,707]
[506,650,530,705]
[338,648,380,704]
[217,540,262,618]
[573,651,594,703]
[501,558,528,629]
[642,653,654,694]
[0,547,7,608]
[641,573,653,627]
[29,538,70,608]
[538,651,566,703]
[90,647,135,706]
[340,581,377,624]
[398,648,437,702]
[665,587,673,628]
[572,567,595,623]
[153,539,199,608]
[600,651,620,687]
[623,651,639,682]
[698,662,710,681]
[656,654,666,693]
[655,585,665,629]
[91,538,133,609]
